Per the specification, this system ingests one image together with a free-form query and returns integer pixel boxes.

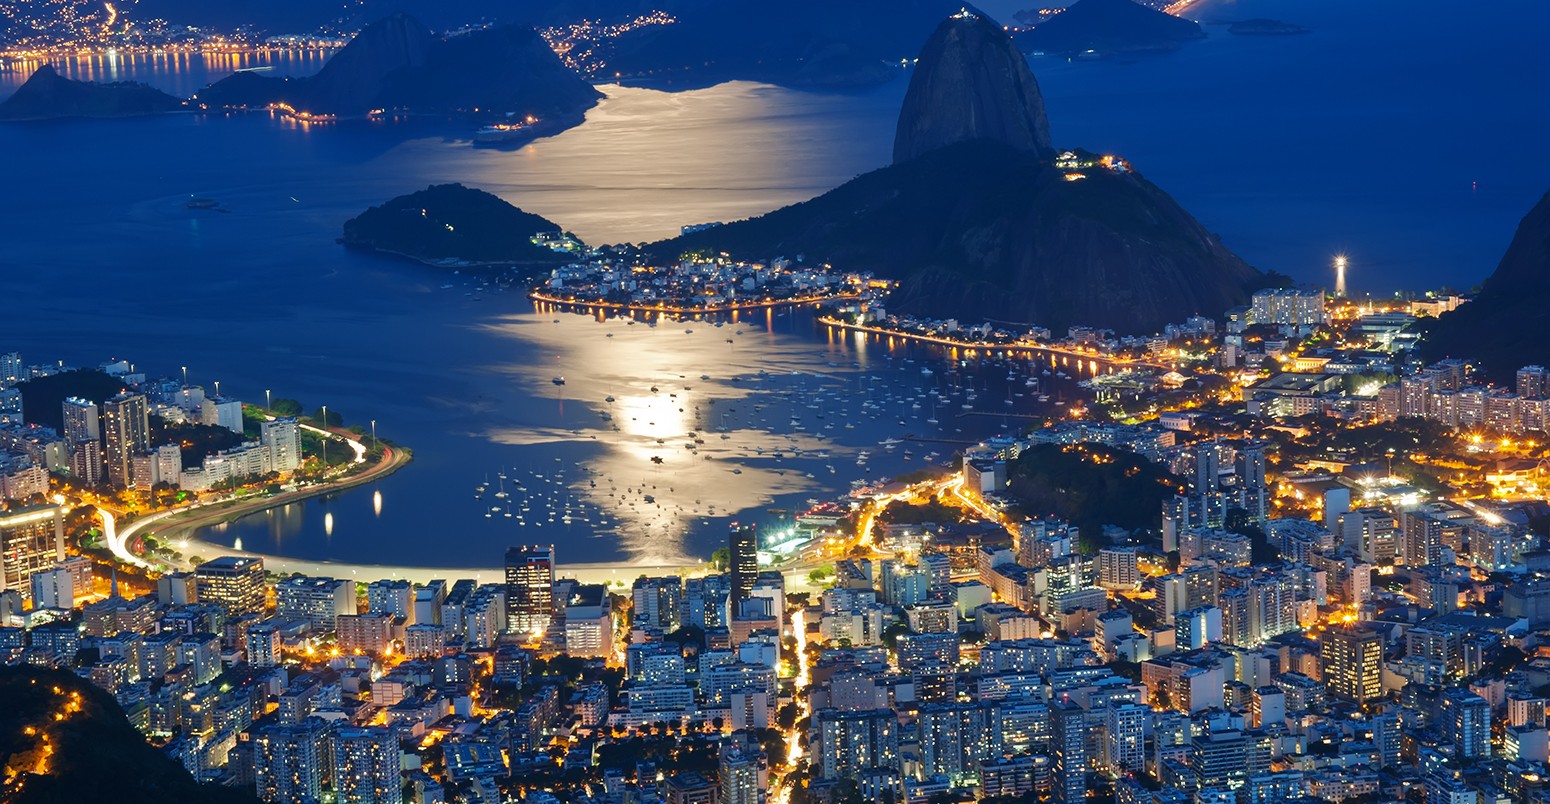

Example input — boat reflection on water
[464,302,1098,564]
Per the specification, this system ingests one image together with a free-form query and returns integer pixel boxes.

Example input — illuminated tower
[1320,623,1382,703]
[0,505,66,601]
[504,545,555,636]
[1334,254,1348,298]
[102,391,150,487]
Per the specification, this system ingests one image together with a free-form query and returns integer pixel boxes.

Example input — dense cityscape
[3,0,1550,803]
[1,260,1550,804]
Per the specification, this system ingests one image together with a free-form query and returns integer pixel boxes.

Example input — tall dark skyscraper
[505,545,555,637]
[729,524,757,601]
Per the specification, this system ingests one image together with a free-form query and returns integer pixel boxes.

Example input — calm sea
[0,0,1546,567]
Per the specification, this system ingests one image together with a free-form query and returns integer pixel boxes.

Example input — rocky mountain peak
[893,9,1054,164]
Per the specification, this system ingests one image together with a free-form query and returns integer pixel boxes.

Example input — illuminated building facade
[1319,624,1382,703]
[0,504,65,601]
[194,555,267,617]
[1051,699,1087,804]
[254,717,330,803]
[333,725,400,803]
[102,391,150,487]
[504,545,555,636]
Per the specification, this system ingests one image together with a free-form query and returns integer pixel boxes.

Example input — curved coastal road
[99,429,406,573]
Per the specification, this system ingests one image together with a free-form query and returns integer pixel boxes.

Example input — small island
[341,183,576,270]
[1016,0,1206,56]
[0,65,184,121]
[1228,18,1311,35]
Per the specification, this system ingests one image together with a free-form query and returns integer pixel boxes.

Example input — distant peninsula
[1016,0,1206,56]
[0,65,184,121]
[545,0,964,90]
[194,13,601,124]
[341,183,573,269]
[1,12,601,135]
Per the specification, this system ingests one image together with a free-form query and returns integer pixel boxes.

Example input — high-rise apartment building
[274,576,355,631]
[719,735,767,804]
[200,395,244,434]
[1320,624,1382,703]
[254,718,330,804]
[814,708,899,781]
[333,725,401,804]
[0,352,21,386]
[68,438,102,486]
[1103,702,1149,777]
[61,397,100,446]
[1098,546,1140,591]
[1442,690,1491,759]
[0,505,65,601]
[260,417,303,474]
[29,567,73,609]
[194,555,267,617]
[633,576,684,633]
[505,545,555,637]
[102,391,150,487]
[917,702,998,782]
[1051,699,1087,804]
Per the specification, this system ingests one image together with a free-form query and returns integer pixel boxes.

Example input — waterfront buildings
[193,555,266,617]
[200,395,244,434]
[560,582,612,659]
[274,576,354,631]
[178,417,304,491]
[504,545,555,637]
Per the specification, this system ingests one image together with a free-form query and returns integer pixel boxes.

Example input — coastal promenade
[100,427,411,572]
[819,315,1165,371]
[530,290,859,316]
[97,413,912,593]
[156,442,409,546]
